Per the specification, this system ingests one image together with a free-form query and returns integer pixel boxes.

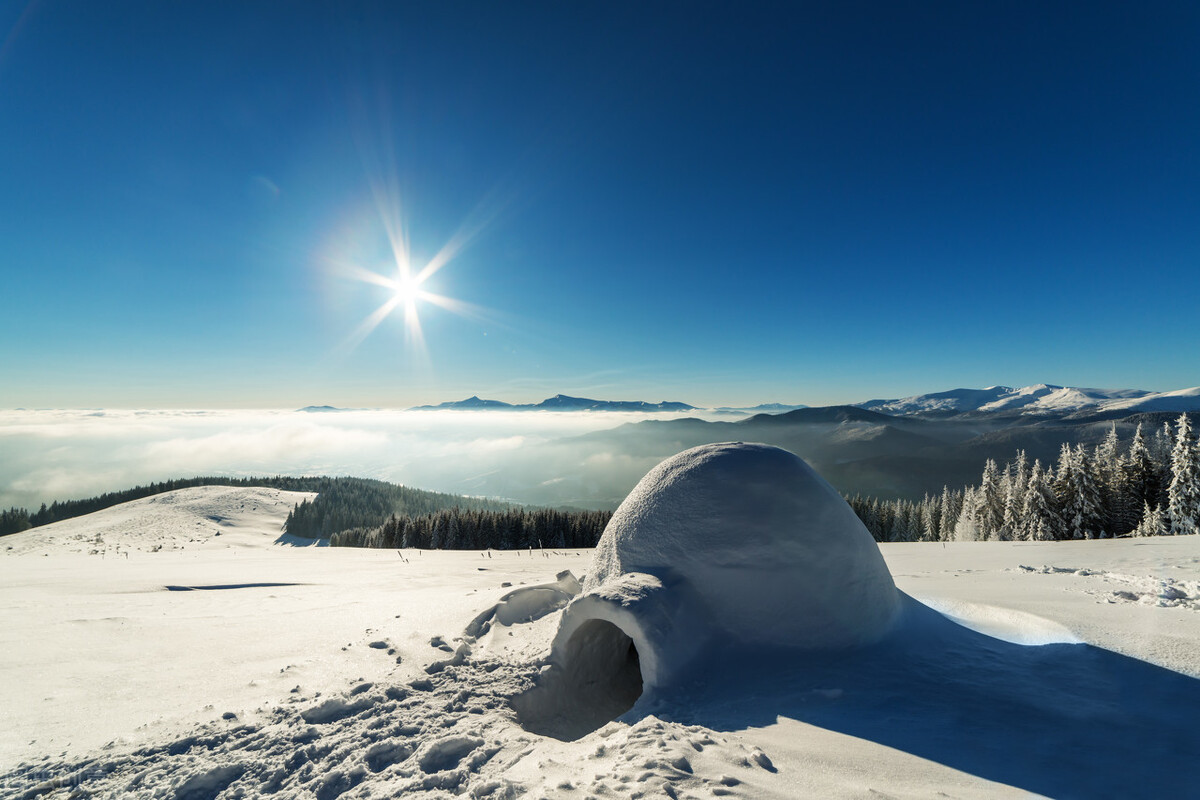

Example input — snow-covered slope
[3,486,1200,798]
[2,485,320,556]
[857,386,1020,415]
[857,384,1199,417]
[1100,385,1200,414]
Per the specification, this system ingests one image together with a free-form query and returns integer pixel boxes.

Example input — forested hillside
[0,476,510,538]
[327,506,612,550]
[848,415,1200,542]
[283,480,512,539]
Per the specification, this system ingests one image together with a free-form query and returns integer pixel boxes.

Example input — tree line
[0,476,508,538]
[847,414,1200,542]
[326,506,614,551]
[283,480,512,539]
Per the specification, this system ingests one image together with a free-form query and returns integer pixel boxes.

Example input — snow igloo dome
[548,442,902,698]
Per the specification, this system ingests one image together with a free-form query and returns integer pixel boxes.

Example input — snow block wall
[550,442,902,699]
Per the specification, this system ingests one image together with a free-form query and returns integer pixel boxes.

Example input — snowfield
[3,484,1200,799]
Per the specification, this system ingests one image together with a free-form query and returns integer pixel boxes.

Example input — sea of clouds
[0,408,713,512]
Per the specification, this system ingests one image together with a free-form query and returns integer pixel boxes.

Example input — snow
[2,485,322,556]
[4,484,1200,798]
[858,386,1018,414]
[1102,385,1200,413]
[857,383,1200,417]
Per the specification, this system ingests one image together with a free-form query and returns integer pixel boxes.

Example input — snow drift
[520,442,902,738]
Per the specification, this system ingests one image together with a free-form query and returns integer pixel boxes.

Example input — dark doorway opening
[512,619,644,741]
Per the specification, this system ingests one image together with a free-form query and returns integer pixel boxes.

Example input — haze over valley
[5,384,1199,514]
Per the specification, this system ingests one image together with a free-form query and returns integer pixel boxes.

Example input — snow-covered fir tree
[1153,421,1175,504]
[1056,444,1104,539]
[1122,424,1159,531]
[1020,460,1062,541]
[1133,501,1167,538]
[1003,451,1029,540]
[954,485,982,542]
[938,486,959,542]
[1093,425,1126,532]
[844,417,1197,543]
[977,459,1004,540]
[1168,414,1200,536]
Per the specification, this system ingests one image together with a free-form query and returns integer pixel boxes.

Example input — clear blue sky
[2,1,1197,408]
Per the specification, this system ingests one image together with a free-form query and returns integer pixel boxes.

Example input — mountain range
[440,385,1200,509]
[409,394,697,413]
[406,385,1200,419]
[297,385,1200,509]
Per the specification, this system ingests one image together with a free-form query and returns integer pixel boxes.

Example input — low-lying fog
[0,408,724,511]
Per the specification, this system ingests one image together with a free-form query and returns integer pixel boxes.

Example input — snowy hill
[2,485,320,556]
[856,384,1199,418]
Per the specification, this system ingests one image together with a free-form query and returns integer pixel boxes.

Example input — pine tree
[1094,425,1124,535]
[1021,460,1062,541]
[1059,445,1103,539]
[1053,444,1074,533]
[888,500,913,542]
[0,507,32,536]
[1122,424,1159,532]
[938,486,959,542]
[1153,422,1175,508]
[1000,479,1019,541]
[1167,414,1200,536]
[444,515,461,549]
[978,459,1003,540]
[920,494,940,541]
[954,486,981,541]
[1133,501,1167,538]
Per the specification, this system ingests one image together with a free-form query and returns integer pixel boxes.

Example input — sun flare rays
[326,95,523,366]
[326,196,499,366]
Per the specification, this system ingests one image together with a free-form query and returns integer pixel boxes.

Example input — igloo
[516,442,901,739]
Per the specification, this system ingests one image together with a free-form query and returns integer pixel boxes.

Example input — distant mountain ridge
[410,394,697,413]
[715,402,809,414]
[855,384,1200,418]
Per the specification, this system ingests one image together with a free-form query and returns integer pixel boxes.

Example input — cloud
[0,408,716,512]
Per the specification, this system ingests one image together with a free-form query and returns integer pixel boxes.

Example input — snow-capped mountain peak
[856,384,1198,418]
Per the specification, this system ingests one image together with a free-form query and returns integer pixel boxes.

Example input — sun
[391,271,426,309]
[325,183,500,360]
[331,245,485,361]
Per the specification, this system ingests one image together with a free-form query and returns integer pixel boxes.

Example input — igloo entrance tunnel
[514,442,902,740]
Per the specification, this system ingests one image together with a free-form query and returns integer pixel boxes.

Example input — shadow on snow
[651,594,1200,799]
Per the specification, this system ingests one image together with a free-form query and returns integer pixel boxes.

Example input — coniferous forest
[281,480,511,539]
[326,507,613,551]
[848,415,1200,543]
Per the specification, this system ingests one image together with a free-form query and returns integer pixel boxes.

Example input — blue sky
[2,1,1197,408]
